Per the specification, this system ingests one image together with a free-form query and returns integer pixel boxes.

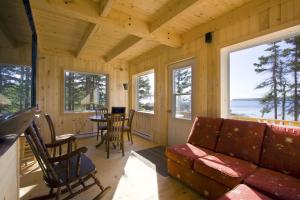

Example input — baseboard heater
[133,130,153,141]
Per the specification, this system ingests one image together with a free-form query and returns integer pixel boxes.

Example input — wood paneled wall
[37,52,128,142]
[128,0,300,146]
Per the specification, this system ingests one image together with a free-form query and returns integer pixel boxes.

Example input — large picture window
[135,70,154,113]
[229,34,300,121]
[64,71,108,112]
[0,64,32,116]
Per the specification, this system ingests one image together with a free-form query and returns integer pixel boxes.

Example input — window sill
[63,111,95,114]
[136,111,155,115]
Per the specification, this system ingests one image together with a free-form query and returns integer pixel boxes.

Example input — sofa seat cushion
[245,168,300,200]
[194,153,257,188]
[165,143,214,169]
[187,117,224,150]
[218,184,272,200]
[216,119,266,164]
[261,125,300,178]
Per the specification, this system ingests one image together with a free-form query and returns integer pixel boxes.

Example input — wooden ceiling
[0,0,32,48]
[29,0,251,61]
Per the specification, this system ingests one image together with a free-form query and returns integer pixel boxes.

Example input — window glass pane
[230,35,300,122]
[175,94,191,120]
[174,67,192,94]
[173,66,192,120]
[0,64,31,117]
[64,71,108,112]
[136,72,154,113]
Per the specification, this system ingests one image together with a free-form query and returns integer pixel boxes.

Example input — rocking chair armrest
[45,136,76,148]
[49,147,88,163]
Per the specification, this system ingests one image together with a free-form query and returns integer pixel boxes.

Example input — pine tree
[137,75,152,111]
[284,37,300,121]
[254,42,282,119]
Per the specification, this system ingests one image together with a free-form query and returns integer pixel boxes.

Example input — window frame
[63,70,109,113]
[133,69,155,114]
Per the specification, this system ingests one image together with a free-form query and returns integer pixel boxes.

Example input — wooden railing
[232,116,300,127]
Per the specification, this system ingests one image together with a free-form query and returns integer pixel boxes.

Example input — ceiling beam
[99,0,114,17]
[104,35,142,62]
[76,23,99,57]
[150,0,199,33]
[33,0,182,48]
[0,17,17,47]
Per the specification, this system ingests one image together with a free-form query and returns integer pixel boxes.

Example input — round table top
[89,115,107,122]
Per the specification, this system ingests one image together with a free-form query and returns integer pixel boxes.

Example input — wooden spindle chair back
[45,114,56,144]
[95,108,108,141]
[24,121,60,185]
[106,114,125,158]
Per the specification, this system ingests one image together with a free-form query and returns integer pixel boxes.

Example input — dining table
[89,114,128,148]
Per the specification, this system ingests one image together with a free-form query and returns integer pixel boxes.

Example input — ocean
[230,99,295,121]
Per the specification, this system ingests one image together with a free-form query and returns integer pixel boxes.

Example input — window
[0,64,32,116]
[173,66,192,120]
[64,71,108,112]
[228,33,300,121]
[135,70,154,113]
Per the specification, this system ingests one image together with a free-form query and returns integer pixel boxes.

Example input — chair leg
[127,131,130,141]
[121,133,124,157]
[106,139,110,159]
[91,173,111,200]
[130,130,133,144]
[96,123,99,141]
[55,187,61,200]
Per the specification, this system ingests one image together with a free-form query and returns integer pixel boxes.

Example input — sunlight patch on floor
[19,184,38,199]
[112,151,159,200]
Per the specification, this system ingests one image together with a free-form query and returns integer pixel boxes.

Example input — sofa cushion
[260,124,300,178]
[194,153,257,188]
[216,119,266,164]
[187,117,224,150]
[165,143,214,169]
[218,184,272,200]
[245,168,300,200]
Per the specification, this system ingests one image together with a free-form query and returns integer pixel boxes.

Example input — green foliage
[64,71,108,112]
[254,37,300,121]
[0,65,31,115]
[137,74,154,112]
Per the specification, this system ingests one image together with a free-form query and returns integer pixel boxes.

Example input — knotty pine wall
[37,52,128,142]
[128,0,300,146]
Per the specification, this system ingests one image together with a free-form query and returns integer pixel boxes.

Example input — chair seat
[194,153,257,188]
[217,184,272,200]
[98,125,107,130]
[123,126,130,131]
[53,154,96,185]
[165,143,214,169]
[56,134,74,141]
[244,168,300,200]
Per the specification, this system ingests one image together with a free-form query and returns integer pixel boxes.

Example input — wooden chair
[45,114,77,157]
[24,121,110,200]
[105,114,125,159]
[95,108,108,141]
[123,109,135,144]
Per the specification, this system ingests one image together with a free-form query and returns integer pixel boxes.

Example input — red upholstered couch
[165,117,300,200]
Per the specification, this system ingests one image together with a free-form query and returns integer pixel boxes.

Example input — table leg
[96,129,105,148]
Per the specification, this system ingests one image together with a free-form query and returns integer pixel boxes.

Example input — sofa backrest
[187,117,224,151]
[260,124,300,178]
[216,119,267,164]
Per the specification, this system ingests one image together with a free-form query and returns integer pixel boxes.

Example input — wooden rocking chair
[24,121,110,200]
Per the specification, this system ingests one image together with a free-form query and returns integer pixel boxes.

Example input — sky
[229,40,291,100]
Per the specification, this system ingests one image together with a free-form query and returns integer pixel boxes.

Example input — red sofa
[165,117,300,200]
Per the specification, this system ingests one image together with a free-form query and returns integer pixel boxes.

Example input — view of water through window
[230,35,300,121]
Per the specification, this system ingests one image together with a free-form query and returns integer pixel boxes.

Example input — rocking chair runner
[24,121,110,200]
